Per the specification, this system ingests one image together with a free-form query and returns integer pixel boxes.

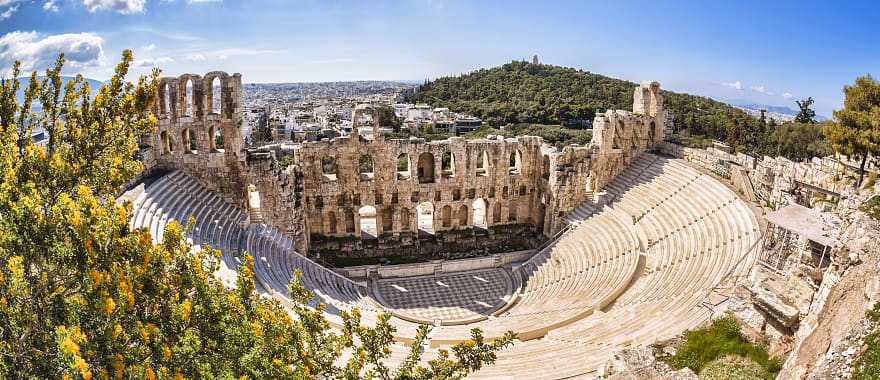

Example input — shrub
[660,315,781,379]
[852,302,880,380]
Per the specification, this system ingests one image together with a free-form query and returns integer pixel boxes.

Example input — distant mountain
[729,102,828,122]
[14,76,104,111]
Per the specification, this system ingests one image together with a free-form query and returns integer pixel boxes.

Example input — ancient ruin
[121,71,880,379]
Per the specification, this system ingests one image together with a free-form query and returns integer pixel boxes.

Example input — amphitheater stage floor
[372,268,517,325]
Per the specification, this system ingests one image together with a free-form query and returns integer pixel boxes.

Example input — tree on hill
[795,97,817,124]
[408,60,784,158]
[0,51,513,379]
[824,75,880,187]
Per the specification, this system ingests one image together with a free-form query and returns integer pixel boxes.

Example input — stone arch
[203,71,230,117]
[159,79,175,117]
[344,209,356,234]
[181,128,197,153]
[208,125,224,152]
[181,77,194,117]
[456,204,468,227]
[476,150,490,176]
[396,153,410,179]
[159,130,173,154]
[381,206,393,233]
[327,211,338,234]
[359,154,374,181]
[358,206,377,238]
[492,202,502,224]
[472,198,487,229]
[441,151,455,178]
[321,156,337,178]
[416,202,434,234]
[400,207,411,231]
[417,152,435,183]
[441,205,452,228]
[509,149,522,174]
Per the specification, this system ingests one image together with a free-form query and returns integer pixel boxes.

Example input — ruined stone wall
[547,81,670,232]
[145,71,248,205]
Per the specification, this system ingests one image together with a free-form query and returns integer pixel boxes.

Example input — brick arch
[157,77,178,118]
[203,71,230,117]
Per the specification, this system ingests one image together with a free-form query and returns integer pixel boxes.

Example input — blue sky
[1,0,878,116]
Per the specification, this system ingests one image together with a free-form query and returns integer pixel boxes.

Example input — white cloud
[782,92,793,99]
[0,31,104,73]
[185,53,205,61]
[83,0,145,14]
[722,81,742,90]
[0,4,18,19]
[43,0,59,12]
[749,85,768,94]
[141,43,156,52]
[134,56,173,68]
[184,47,278,62]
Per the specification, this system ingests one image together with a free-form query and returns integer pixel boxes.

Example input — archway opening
[441,205,452,228]
[473,198,487,229]
[184,79,194,117]
[396,153,410,179]
[159,131,172,154]
[327,211,338,234]
[441,151,455,178]
[457,204,468,227]
[322,156,337,180]
[358,206,377,238]
[508,149,522,174]
[182,129,197,153]
[416,202,434,235]
[211,77,222,115]
[359,154,374,181]
[417,152,435,183]
[476,150,489,176]
[381,206,393,233]
[162,83,172,116]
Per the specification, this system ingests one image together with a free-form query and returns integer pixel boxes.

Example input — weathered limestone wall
[140,74,670,259]
[145,72,248,205]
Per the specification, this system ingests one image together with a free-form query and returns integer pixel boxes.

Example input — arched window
[396,153,410,179]
[359,154,374,181]
[400,208,411,231]
[344,209,355,233]
[613,120,624,150]
[358,206,377,238]
[210,77,222,115]
[162,83,172,116]
[417,153,435,183]
[181,129,197,153]
[327,211,337,234]
[381,207,393,232]
[457,205,468,227]
[184,79,194,117]
[441,205,452,228]
[321,156,337,180]
[159,131,172,154]
[441,151,455,178]
[508,203,518,222]
[649,121,656,141]
[492,202,502,223]
[208,126,224,152]
[472,199,487,229]
[508,149,522,174]
[416,202,434,235]
[476,150,489,176]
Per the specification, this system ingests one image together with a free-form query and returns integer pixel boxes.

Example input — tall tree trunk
[857,154,868,188]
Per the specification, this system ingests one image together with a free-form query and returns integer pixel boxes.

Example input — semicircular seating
[123,151,761,380]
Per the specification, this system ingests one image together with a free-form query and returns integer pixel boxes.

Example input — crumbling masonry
[140,74,670,259]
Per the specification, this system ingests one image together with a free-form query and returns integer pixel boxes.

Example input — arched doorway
[416,202,434,235]
[472,198,487,229]
[358,206,377,238]
[417,153,435,183]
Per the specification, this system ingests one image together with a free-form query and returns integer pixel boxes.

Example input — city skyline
[2,0,879,116]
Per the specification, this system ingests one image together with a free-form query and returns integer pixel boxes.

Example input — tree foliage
[795,97,817,124]
[852,302,880,380]
[376,105,402,132]
[409,60,799,158]
[0,51,513,379]
[824,75,880,186]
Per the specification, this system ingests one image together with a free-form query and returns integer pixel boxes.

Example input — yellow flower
[104,297,116,314]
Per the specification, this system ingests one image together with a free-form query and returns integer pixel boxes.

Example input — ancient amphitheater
[122,72,764,379]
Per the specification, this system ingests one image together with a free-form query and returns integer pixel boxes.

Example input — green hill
[408,61,818,158]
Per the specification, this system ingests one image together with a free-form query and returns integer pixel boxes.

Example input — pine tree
[795,97,817,124]
[824,75,880,187]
